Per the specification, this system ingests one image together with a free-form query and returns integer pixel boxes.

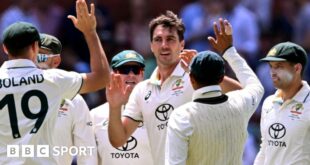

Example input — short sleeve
[122,82,144,122]
[46,69,83,100]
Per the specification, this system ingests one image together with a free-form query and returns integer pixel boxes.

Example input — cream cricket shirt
[123,62,194,165]
[0,59,82,165]
[54,94,97,165]
[166,47,264,165]
[91,103,153,165]
[254,81,310,165]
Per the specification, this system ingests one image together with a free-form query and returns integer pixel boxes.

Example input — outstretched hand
[67,0,96,33]
[179,49,197,73]
[106,73,133,109]
[208,18,233,55]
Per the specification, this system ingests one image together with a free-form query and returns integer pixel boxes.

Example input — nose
[161,40,169,48]
[128,70,136,76]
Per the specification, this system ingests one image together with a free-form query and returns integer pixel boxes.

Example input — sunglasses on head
[114,65,143,75]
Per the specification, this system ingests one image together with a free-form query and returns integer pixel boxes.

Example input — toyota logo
[268,123,286,139]
[155,104,174,121]
[115,136,137,151]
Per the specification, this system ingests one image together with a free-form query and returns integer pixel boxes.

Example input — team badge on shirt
[58,102,69,117]
[172,79,184,96]
[289,103,304,120]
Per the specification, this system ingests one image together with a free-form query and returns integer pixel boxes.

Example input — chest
[140,78,194,121]
[262,102,310,142]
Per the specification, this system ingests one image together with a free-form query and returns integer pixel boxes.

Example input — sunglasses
[37,54,60,63]
[114,65,143,75]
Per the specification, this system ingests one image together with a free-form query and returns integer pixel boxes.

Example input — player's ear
[189,73,197,89]
[31,41,39,53]
[294,63,302,76]
[52,56,61,68]
[2,44,8,54]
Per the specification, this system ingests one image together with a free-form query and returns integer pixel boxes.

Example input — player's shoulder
[91,103,108,114]
[43,68,81,81]
[172,102,192,118]
[130,79,149,92]
[43,68,73,75]
[72,94,85,102]
[90,103,109,119]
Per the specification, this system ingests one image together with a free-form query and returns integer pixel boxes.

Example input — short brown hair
[149,10,185,41]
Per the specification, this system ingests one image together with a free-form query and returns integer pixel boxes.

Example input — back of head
[149,10,185,41]
[260,41,308,75]
[2,22,40,56]
[190,51,225,87]
[40,33,62,54]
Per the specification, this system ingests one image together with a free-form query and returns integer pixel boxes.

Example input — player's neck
[157,62,178,86]
[279,79,303,102]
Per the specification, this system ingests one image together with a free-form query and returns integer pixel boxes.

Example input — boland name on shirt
[0,74,44,88]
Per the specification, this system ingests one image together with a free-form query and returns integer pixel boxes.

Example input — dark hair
[5,45,33,56]
[190,72,224,87]
[149,10,185,41]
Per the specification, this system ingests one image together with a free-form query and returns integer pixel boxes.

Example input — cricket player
[37,33,97,165]
[165,19,264,165]
[107,11,241,165]
[0,0,109,164]
[254,42,310,165]
[91,50,153,165]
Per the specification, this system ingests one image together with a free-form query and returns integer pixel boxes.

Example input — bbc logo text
[7,145,95,157]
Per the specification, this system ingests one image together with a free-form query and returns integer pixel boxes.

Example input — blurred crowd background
[0,0,310,164]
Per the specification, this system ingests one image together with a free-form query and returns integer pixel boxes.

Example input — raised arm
[68,0,110,93]
[209,18,264,109]
[106,73,140,147]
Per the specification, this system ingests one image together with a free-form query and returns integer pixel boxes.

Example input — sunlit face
[269,61,296,89]
[36,48,60,69]
[150,25,184,68]
[113,62,144,90]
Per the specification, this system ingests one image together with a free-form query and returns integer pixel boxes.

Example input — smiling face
[150,25,184,69]
[113,61,144,90]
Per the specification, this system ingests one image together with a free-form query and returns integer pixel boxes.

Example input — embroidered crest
[290,103,303,115]
[172,79,184,91]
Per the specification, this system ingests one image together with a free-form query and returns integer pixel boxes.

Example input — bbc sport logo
[7,145,95,157]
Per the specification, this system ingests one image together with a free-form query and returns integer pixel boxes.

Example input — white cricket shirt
[53,94,97,165]
[0,59,82,165]
[166,47,264,165]
[254,81,310,165]
[123,62,194,165]
[91,103,153,165]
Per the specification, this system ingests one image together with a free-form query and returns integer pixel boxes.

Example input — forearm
[220,76,242,93]
[81,30,110,93]
[223,47,263,90]
[108,106,129,147]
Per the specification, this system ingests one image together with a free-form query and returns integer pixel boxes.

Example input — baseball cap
[190,50,225,83]
[2,22,40,50]
[111,50,145,69]
[260,42,308,68]
[40,33,62,54]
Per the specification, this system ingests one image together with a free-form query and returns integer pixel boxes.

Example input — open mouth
[125,81,136,85]
[160,52,170,56]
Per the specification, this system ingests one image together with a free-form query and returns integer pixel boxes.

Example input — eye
[153,37,162,43]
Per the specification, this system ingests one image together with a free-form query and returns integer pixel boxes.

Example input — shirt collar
[148,61,185,85]
[192,85,222,101]
[273,81,310,104]
[1,59,37,69]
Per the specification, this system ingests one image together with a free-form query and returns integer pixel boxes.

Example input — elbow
[94,73,110,90]
[109,138,126,148]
